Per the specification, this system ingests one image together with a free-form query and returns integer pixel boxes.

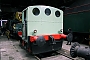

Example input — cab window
[55,10,60,17]
[45,8,51,16]
[32,8,40,16]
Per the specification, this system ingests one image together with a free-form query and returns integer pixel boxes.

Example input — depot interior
[0,0,90,44]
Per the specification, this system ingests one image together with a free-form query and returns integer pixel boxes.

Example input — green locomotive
[64,5,90,44]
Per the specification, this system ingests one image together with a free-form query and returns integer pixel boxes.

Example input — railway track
[34,48,85,60]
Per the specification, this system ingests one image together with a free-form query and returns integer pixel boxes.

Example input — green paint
[64,11,90,33]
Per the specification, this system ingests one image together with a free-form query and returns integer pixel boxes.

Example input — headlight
[60,29,63,32]
[34,30,37,33]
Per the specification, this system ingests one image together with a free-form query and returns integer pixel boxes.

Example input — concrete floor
[0,36,36,60]
[0,35,87,60]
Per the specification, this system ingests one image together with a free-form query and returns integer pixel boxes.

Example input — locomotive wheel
[70,42,80,58]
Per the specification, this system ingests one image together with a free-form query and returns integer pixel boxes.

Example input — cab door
[22,10,27,40]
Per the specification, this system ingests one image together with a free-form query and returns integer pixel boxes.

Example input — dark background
[0,0,77,19]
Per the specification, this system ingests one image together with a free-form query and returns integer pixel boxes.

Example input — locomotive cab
[20,5,72,54]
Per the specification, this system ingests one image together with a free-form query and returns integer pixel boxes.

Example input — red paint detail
[43,35,49,41]
[60,34,67,39]
[30,35,49,42]
[51,34,67,40]
[30,36,38,42]
[18,31,22,36]
[51,34,61,39]
[30,34,67,42]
